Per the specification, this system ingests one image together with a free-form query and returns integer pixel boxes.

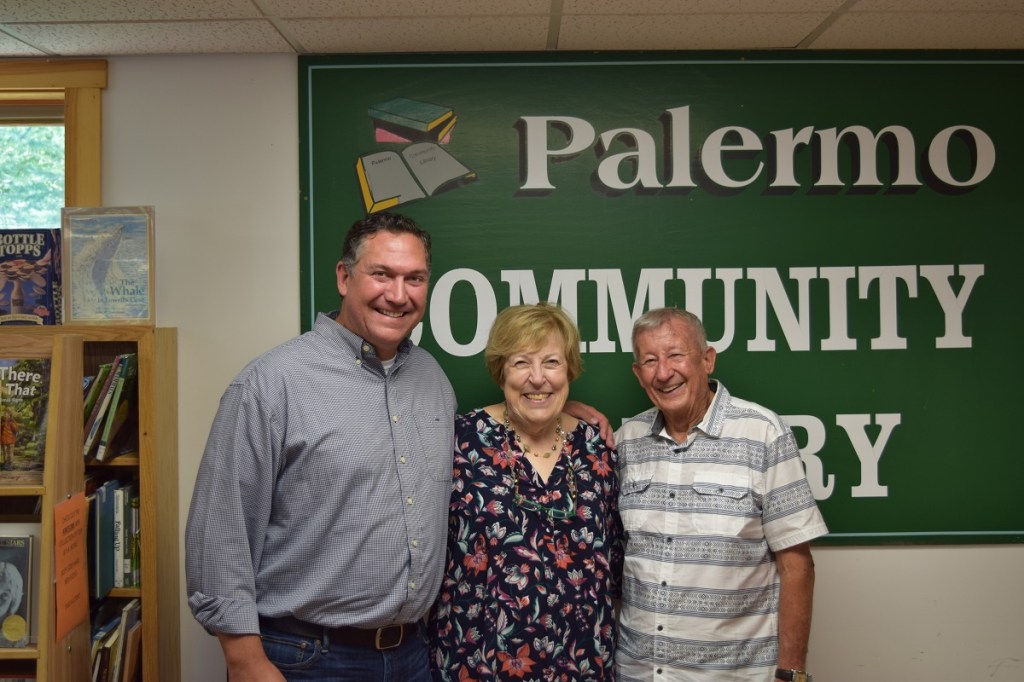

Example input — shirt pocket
[691,471,757,536]
[618,468,655,534]
[415,413,455,482]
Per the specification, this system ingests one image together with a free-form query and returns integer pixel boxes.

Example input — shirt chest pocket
[691,471,758,536]
[618,469,655,534]
[414,414,455,482]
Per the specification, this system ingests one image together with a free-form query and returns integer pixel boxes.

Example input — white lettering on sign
[519,106,996,192]
[422,264,983,355]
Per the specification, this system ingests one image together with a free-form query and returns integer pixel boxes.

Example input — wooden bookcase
[0,325,178,682]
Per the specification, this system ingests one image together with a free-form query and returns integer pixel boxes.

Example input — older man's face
[632,318,716,434]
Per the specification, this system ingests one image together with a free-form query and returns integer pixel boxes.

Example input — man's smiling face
[335,231,429,360]
[632,316,716,437]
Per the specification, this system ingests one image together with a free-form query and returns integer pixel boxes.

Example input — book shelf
[0,325,178,682]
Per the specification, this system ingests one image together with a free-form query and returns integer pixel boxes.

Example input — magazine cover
[0,358,50,486]
[0,228,61,325]
[0,535,33,648]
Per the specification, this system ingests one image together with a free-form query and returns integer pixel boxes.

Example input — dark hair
[339,212,432,271]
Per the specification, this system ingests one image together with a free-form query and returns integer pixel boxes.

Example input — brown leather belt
[259,615,415,651]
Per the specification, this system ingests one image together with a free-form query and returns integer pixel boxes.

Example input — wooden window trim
[0,60,107,207]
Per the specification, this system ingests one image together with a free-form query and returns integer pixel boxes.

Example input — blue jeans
[260,623,432,682]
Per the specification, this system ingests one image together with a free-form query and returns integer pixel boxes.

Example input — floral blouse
[428,409,623,681]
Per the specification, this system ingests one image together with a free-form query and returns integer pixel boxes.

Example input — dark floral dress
[428,409,623,682]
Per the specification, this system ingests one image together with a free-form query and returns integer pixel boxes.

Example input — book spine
[112,487,124,589]
[129,494,140,587]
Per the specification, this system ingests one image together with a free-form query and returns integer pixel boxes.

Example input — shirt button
[411,539,419,548]
[406,497,413,505]
[392,415,399,423]
[409,582,417,590]
[400,456,407,464]
[355,359,362,366]
[362,344,371,352]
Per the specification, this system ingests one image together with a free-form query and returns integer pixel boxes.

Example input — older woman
[428,303,622,682]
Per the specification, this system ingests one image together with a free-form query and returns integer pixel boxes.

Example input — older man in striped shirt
[615,308,827,682]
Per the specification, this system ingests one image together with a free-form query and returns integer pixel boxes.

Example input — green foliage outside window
[0,125,65,230]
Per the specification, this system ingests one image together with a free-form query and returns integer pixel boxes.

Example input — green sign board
[300,52,1024,544]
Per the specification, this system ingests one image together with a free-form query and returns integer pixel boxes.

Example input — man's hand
[218,633,287,682]
[565,400,615,448]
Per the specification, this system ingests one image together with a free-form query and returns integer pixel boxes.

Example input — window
[0,97,65,229]
[0,60,107,215]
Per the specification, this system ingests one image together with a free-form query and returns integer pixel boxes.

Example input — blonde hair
[485,303,582,384]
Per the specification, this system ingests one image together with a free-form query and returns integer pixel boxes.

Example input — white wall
[102,54,1024,682]
[104,54,299,682]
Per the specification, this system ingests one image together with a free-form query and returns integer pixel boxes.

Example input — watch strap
[776,668,813,682]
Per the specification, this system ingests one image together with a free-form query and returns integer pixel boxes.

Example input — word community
[421,263,983,357]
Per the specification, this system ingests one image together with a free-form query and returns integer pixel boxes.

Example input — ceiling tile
[0,30,45,56]
[283,16,550,52]
[852,0,1024,11]
[0,0,260,22]
[260,0,548,18]
[10,20,294,56]
[559,13,831,50]
[563,0,844,14]
[811,11,1024,49]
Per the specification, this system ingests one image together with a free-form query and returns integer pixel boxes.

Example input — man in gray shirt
[186,213,456,681]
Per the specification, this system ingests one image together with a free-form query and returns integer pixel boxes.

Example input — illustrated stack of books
[356,96,476,214]
[369,96,458,145]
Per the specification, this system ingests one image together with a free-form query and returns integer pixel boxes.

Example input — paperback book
[0,228,61,326]
[0,358,50,486]
[0,535,33,648]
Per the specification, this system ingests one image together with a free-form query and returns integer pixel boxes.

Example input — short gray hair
[631,307,708,360]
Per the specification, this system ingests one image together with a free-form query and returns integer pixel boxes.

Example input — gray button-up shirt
[186,313,456,634]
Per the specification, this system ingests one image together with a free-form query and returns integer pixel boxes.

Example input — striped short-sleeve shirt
[615,380,827,682]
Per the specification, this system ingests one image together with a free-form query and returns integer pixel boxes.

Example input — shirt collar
[316,311,412,366]
[649,379,728,441]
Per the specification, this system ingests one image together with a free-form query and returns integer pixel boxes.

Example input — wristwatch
[776,669,813,682]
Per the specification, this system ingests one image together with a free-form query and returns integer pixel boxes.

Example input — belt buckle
[375,625,403,650]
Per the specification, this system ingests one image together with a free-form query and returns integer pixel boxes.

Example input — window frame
[0,60,107,208]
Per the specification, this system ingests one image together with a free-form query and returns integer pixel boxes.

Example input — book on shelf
[367,96,455,141]
[83,361,113,424]
[87,478,119,600]
[91,625,119,682]
[109,598,140,682]
[84,354,124,459]
[128,493,140,587]
[0,535,33,648]
[89,612,120,673]
[96,353,138,462]
[355,142,476,214]
[0,227,61,326]
[0,358,50,486]
[119,618,142,682]
[112,482,132,589]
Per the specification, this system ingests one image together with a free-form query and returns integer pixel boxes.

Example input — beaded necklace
[501,413,577,521]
